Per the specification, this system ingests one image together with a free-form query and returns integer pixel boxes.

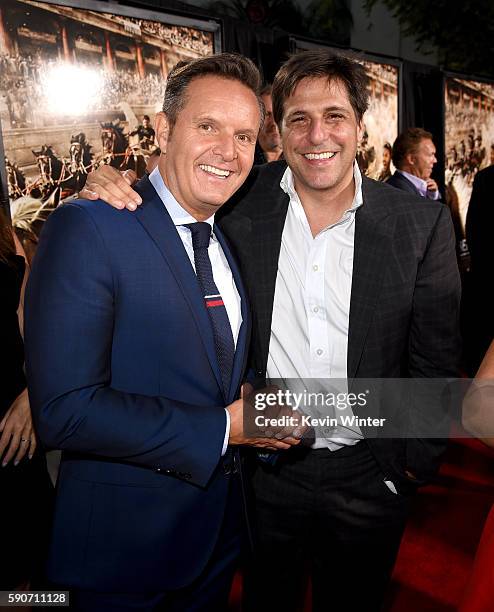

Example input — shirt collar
[280,160,364,214]
[397,169,428,197]
[148,167,215,229]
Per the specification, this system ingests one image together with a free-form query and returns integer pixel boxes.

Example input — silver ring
[20,438,29,443]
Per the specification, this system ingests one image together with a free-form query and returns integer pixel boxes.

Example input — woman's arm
[462,339,494,447]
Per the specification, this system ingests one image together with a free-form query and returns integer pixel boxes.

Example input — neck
[158,165,214,222]
[400,165,421,179]
[294,172,356,237]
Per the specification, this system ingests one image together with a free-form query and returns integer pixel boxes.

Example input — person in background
[387,127,441,200]
[0,207,53,591]
[254,84,283,164]
[377,141,392,181]
[129,114,156,150]
[462,164,494,375]
[461,339,494,612]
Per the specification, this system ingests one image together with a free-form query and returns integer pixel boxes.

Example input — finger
[274,410,303,439]
[122,169,138,186]
[89,169,141,207]
[0,422,14,457]
[83,182,129,210]
[29,432,37,459]
[14,432,30,465]
[2,431,21,466]
[256,437,293,450]
[267,440,292,450]
[278,436,302,446]
[79,187,100,201]
[241,382,254,399]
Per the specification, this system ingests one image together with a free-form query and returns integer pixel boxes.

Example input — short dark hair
[143,115,150,121]
[392,127,434,169]
[162,53,264,129]
[272,50,369,129]
[383,142,392,152]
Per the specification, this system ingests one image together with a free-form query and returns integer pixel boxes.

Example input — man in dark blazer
[24,54,300,611]
[388,127,442,200]
[83,51,461,612]
[463,164,494,373]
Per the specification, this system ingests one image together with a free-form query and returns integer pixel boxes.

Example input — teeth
[199,164,230,177]
[304,152,336,160]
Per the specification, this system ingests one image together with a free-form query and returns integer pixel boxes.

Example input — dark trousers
[65,474,242,612]
[243,442,411,612]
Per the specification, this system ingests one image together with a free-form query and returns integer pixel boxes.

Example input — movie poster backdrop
[444,76,494,229]
[291,38,400,182]
[0,0,219,201]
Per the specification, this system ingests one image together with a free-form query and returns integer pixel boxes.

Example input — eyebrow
[195,116,258,137]
[285,105,350,118]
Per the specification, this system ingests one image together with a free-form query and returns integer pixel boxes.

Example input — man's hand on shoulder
[80,166,142,211]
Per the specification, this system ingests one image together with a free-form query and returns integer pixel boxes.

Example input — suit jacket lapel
[214,224,251,402]
[132,176,224,394]
[249,187,289,372]
[348,177,394,379]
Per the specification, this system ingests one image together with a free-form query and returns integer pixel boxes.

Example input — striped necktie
[185,222,235,397]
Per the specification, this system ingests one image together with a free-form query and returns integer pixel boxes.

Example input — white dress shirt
[149,168,241,453]
[267,162,364,450]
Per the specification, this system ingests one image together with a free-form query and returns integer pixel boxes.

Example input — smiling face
[156,75,261,220]
[280,77,363,201]
[409,138,437,180]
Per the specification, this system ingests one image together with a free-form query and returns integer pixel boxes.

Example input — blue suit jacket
[25,176,250,592]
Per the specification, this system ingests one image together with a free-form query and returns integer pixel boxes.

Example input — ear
[357,120,364,143]
[405,151,415,166]
[154,112,170,154]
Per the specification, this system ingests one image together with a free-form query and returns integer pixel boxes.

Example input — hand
[0,389,37,467]
[80,166,141,210]
[227,384,305,450]
[250,384,308,440]
[426,178,439,193]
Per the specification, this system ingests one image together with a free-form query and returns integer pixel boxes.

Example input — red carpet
[229,436,494,611]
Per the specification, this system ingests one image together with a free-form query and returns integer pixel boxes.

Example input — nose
[212,133,237,162]
[308,119,328,146]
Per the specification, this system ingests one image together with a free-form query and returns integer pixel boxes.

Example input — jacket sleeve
[409,204,462,378]
[25,203,226,488]
[405,205,462,481]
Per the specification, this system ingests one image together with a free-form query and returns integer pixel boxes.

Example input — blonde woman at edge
[461,338,494,612]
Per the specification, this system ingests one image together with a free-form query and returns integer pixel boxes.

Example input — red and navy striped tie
[185,222,235,397]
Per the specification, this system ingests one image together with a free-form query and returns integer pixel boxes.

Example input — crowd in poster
[356,60,399,182]
[445,77,494,228]
[1,0,215,203]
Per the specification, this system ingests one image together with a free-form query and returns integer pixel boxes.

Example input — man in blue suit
[25,54,300,611]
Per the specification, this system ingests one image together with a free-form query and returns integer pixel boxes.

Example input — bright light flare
[41,63,104,116]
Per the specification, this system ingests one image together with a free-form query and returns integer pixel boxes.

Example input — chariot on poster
[0,0,218,200]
